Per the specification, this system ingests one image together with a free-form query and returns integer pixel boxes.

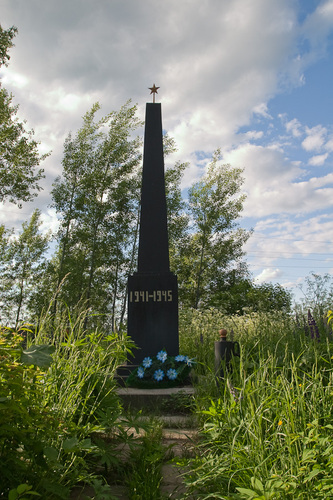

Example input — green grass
[177,308,333,499]
[0,303,135,498]
[2,305,333,499]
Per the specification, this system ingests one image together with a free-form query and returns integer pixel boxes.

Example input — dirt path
[70,416,198,499]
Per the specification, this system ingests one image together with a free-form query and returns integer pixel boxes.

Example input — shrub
[0,305,134,498]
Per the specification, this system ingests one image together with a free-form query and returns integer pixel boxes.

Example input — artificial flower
[153,369,164,381]
[167,368,178,380]
[156,350,167,363]
[142,356,152,368]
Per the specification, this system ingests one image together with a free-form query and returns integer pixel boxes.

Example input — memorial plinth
[127,100,179,365]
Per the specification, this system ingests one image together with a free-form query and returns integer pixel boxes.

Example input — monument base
[127,272,179,365]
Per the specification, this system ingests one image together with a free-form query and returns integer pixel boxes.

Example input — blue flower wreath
[126,350,195,388]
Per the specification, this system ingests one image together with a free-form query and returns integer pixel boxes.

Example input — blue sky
[1,0,333,303]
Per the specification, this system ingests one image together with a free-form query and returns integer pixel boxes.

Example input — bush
[0,305,134,498]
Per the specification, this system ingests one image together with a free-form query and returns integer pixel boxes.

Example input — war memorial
[127,85,179,366]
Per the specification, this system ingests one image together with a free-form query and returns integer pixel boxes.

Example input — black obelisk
[127,87,179,364]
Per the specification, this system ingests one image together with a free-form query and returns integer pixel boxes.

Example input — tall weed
[178,309,333,499]
[0,304,134,498]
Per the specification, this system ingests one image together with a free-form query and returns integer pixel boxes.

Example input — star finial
[149,83,160,103]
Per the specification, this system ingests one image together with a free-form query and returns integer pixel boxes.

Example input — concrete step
[117,385,195,411]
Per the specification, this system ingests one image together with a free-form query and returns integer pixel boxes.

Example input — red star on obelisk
[149,84,160,103]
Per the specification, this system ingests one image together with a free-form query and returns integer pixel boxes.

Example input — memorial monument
[127,85,179,365]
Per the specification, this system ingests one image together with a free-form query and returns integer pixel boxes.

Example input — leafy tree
[0,25,17,66]
[215,275,292,314]
[0,25,47,207]
[248,282,292,313]
[0,210,49,327]
[296,272,333,319]
[165,160,190,251]
[171,150,251,309]
[50,101,142,329]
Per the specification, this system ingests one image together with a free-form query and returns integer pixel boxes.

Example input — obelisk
[127,85,179,365]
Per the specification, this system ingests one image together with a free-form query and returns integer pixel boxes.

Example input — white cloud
[1,69,29,88]
[302,0,333,56]
[1,0,333,297]
[302,125,327,152]
[309,153,329,166]
[253,103,272,119]
[255,268,283,283]
[40,208,59,235]
[325,136,333,152]
[244,130,264,140]
[285,118,303,138]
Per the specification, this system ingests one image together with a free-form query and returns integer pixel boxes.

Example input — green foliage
[212,278,292,315]
[0,210,50,327]
[0,305,134,498]
[177,309,333,499]
[171,150,250,309]
[0,25,47,207]
[49,101,142,330]
[0,25,17,67]
[125,424,165,500]
[8,483,41,499]
[0,328,61,494]
[297,273,333,318]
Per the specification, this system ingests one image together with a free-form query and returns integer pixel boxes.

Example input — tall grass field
[178,308,333,499]
[1,305,332,499]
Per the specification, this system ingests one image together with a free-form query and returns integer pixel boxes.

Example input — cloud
[284,118,303,138]
[302,125,327,152]
[40,208,59,235]
[245,214,333,264]
[1,70,29,88]
[255,268,283,283]
[301,0,333,57]
[1,0,300,161]
[309,153,329,166]
[1,0,333,307]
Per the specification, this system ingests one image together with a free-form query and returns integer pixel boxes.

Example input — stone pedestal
[128,272,179,364]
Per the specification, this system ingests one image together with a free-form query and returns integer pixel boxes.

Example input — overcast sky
[1,0,333,302]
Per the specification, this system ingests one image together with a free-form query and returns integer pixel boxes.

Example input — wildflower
[142,357,152,368]
[308,310,320,340]
[175,354,185,362]
[137,367,145,379]
[184,356,194,366]
[156,350,167,363]
[228,381,242,401]
[153,369,164,381]
[167,368,178,380]
[278,420,283,426]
